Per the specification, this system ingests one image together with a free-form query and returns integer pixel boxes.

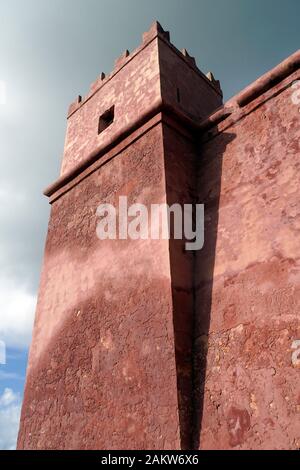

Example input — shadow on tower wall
[193,131,236,449]
[164,125,236,449]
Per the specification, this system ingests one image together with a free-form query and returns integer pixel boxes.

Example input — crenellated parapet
[67,21,222,120]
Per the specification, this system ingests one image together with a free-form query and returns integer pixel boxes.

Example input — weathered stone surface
[195,73,300,450]
[19,125,182,450]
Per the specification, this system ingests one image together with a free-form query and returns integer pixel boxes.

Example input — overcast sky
[0,0,299,450]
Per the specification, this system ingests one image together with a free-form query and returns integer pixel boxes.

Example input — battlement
[67,21,222,119]
[59,21,223,180]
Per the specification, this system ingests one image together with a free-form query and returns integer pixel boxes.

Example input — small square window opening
[98,106,115,134]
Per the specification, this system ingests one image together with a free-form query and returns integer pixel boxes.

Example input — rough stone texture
[18,21,300,450]
[19,125,183,450]
[195,73,300,450]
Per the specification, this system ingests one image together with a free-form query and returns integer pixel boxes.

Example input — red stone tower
[18,22,300,450]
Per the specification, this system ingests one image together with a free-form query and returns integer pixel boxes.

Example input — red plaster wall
[195,74,300,450]
[18,124,182,450]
